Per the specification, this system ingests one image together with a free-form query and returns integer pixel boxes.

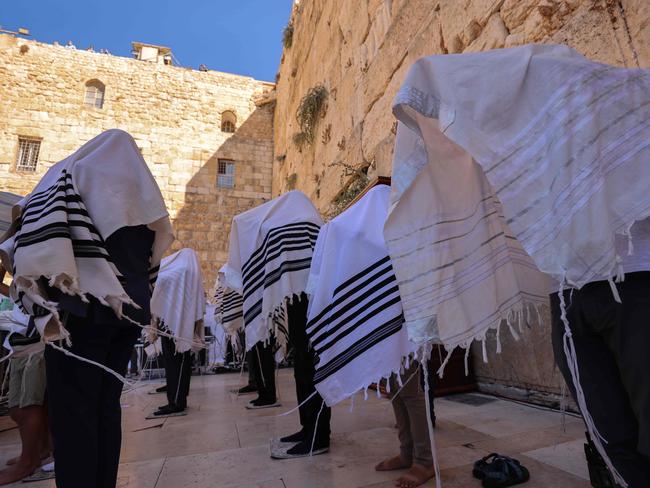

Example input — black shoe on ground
[270,439,329,459]
[245,397,281,410]
[148,404,187,418]
[237,384,258,394]
[156,385,167,393]
[280,430,305,444]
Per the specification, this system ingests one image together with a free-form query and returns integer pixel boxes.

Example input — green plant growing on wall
[283,21,294,49]
[292,85,328,149]
[286,172,298,190]
[327,161,370,217]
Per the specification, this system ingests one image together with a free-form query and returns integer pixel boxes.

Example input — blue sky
[1,0,294,81]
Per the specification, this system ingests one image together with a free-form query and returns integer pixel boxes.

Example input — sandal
[473,453,530,487]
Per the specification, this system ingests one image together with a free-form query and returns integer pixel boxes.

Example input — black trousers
[288,294,331,446]
[246,351,258,388]
[161,336,192,409]
[45,315,141,488]
[250,341,276,402]
[551,272,650,488]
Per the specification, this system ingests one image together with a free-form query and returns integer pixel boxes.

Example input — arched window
[84,79,105,109]
[221,111,236,133]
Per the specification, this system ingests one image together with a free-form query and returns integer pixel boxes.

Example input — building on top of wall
[0,33,276,286]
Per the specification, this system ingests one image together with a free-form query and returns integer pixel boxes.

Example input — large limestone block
[549,2,637,67]
[465,12,509,51]
[621,0,650,66]
[439,0,506,53]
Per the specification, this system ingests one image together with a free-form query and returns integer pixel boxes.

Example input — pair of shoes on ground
[245,397,281,410]
[146,403,187,419]
[473,453,530,487]
[269,430,329,459]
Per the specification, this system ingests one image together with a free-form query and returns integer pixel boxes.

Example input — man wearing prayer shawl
[148,248,206,418]
[222,191,331,457]
[304,184,433,485]
[0,130,173,488]
[387,44,650,487]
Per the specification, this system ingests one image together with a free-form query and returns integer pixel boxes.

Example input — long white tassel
[558,283,627,487]
[276,390,317,417]
[390,364,421,404]
[422,361,442,488]
[47,342,135,387]
[309,400,326,456]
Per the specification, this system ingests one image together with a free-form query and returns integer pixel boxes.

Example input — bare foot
[375,454,411,471]
[0,461,40,485]
[394,463,436,488]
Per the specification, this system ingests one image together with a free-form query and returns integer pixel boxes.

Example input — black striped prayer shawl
[305,186,416,406]
[0,130,172,343]
[222,191,322,351]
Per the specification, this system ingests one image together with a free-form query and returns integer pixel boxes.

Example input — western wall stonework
[0,34,275,287]
[272,0,649,401]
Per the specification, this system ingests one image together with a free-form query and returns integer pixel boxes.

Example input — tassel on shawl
[422,359,442,488]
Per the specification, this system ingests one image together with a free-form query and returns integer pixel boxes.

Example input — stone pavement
[0,369,591,487]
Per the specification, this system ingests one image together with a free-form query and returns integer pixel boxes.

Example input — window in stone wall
[221,111,237,133]
[84,79,105,109]
[16,137,41,172]
[217,159,235,188]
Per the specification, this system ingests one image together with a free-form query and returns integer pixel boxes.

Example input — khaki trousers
[388,363,433,467]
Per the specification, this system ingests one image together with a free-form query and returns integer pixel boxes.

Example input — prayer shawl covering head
[306,185,417,406]
[389,44,649,487]
[222,190,322,351]
[0,129,174,343]
[150,248,206,353]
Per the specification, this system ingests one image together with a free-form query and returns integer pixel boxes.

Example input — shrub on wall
[283,21,294,49]
[327,161,370,217]
[292,85,328,149]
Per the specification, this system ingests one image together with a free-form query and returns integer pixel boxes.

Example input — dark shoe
[280,430,305,444]
[245,398,281,410]
[473,453,530,487]
[147,404,187,419]
[237,384,258,394]
[156,385,167,393]
[271,440,329,459]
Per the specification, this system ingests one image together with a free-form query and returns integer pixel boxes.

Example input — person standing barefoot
[375,363,436,488]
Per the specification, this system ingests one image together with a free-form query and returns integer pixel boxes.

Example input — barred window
[217,159,235,188]
[16,138,41,172]
[84,79,105,108]
[221,111,236,133]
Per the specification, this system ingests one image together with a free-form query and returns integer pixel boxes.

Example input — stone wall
[272,0,649,400]
[0,34,275,287]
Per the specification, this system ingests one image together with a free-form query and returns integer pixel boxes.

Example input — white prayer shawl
[389,44,649,487]
[204,304,228,365]
[222,191,322,351]
[0,129,174,342]
[306,186,417,406]
[150,248,206,353]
